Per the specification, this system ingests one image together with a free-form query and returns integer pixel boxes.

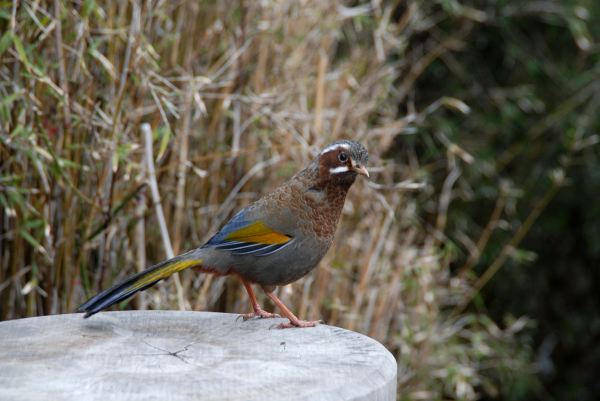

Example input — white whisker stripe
[329,166,350,174]
[321,143,350,154]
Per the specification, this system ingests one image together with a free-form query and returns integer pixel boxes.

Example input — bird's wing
[203,210,294,257]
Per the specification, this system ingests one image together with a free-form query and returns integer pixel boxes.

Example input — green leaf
[10,33,45,77]
[22,218,45,230]
[157,125,171,159]
[0,30,12,58]
[11,33,31,69]
[0,193,9,210]
[82,0,97,18]
[19,228,45,254]
[0,90,20,107]
[5,186,26,210]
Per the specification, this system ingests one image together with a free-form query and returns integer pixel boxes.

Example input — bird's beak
[351,163,370,178]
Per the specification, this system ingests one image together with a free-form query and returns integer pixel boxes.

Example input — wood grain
[0,311,397,401]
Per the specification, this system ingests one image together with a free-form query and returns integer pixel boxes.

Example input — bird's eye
[338,152,349,162]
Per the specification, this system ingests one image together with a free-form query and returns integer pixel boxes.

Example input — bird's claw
[239,309,280,321]
[275,319,322,329]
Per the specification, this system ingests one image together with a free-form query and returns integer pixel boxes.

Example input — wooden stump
[0,311,397,401]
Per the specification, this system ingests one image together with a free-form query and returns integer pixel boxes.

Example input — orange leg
[239,280,279,320]
[263,287,321,329]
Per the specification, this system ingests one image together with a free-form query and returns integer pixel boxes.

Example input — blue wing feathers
[204,211,249,246]
[254,241,294,256]
[212,241,293,256]
[203,211,293,257]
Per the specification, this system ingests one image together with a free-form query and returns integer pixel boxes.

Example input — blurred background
[1,1,599,400]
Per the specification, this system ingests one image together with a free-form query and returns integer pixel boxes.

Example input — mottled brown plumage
[78,140,369,328]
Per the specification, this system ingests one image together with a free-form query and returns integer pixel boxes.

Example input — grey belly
[199,237,330,287]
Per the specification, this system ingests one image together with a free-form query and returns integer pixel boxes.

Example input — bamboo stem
[141,123,187,311]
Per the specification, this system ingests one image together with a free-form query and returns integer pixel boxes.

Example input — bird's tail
[77,253,202,318]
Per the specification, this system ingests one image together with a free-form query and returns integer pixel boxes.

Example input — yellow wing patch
[224,221,291,245]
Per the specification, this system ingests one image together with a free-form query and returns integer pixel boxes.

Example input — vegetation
[1,1,598,400]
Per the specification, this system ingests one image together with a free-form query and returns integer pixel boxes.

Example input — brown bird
[78,140,369,328]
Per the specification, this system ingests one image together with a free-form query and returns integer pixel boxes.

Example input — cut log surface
[0,311,397,401]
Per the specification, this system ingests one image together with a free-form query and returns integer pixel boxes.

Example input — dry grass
[0,1,535,399]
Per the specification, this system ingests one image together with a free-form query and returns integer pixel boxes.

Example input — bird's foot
[240,309,280,321]
[276,319,322,329]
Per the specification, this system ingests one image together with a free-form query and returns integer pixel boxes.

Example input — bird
[77,140,369,328]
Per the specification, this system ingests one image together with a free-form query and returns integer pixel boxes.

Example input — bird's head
[316,140,369,186]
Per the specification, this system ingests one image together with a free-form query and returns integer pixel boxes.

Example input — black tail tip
[75,307,95,319]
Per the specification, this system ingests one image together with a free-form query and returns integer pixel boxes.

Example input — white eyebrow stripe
[329,166,350,174]
[321,143,350,154]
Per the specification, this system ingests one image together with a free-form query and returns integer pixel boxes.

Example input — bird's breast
[293,185,347,240]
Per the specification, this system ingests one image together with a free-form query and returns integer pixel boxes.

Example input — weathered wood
[0,311,397,401]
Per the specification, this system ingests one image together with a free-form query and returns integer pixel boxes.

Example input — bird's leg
[239,279,279,320]
[263,288,321,329]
